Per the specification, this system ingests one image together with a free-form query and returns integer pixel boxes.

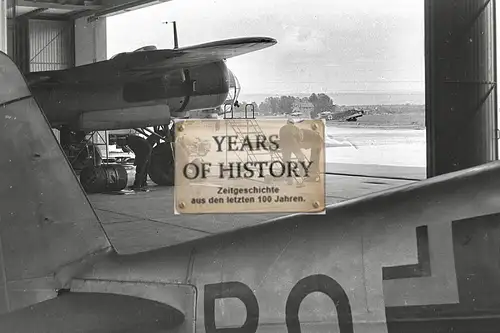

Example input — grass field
[259,104,426,129]
[332,104,425,129]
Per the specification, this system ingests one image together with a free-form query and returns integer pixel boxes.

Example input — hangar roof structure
[7,0,171,21]
[2,0,174,72]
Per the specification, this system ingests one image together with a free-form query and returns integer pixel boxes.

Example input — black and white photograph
[0,0,499,332]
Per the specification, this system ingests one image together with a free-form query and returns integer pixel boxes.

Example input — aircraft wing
[26,37,277,85]
[0,50,193,332]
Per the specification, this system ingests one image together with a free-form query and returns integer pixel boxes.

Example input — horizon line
[240,91,426,95]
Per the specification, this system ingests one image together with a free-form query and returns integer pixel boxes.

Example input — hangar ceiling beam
[13,0,102,11]
[425,0,498,177]
[85,0,171,22]
[16,8,47,19]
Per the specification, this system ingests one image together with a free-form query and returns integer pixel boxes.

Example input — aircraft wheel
[148,143,175,186]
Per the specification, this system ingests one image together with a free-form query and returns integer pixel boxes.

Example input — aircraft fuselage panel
[74,203,500,333]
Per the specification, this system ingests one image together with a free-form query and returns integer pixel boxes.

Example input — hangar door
[7,20,14,58]
[28,19,73,72]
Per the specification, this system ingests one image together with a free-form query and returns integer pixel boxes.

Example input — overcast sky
[106,0,425,96]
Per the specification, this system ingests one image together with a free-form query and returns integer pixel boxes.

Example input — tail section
[0,51,112,313]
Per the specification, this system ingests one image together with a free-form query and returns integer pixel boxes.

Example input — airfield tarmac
[325,125,426,168]
[88,125,427,254]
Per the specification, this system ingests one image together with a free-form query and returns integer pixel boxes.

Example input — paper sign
[174,118,325,214]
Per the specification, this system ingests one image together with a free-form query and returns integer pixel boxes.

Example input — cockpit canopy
[110,45,158,60]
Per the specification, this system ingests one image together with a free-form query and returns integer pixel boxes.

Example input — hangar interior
[0,0,170,147]
[0,0,498,252]
[0,0,497,177]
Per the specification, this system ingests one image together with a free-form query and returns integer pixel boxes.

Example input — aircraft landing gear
[59,126,102,171]
[135,123,176,187]
[148,142,175,186]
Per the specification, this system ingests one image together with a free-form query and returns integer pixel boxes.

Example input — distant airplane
[2,50,500,333]
[321,109,365,122]
[25,36,277,185]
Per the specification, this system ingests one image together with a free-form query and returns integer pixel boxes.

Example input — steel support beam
[86,0,171,22]
[0,0,7,52]
[425,0,498,177]
[13,0,102,11]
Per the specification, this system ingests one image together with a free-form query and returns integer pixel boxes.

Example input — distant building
[292,101,314,118]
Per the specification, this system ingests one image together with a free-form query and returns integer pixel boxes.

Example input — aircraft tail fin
[0,51,112,314]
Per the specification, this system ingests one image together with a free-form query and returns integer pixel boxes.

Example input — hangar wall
[4,12,106,69]
[3,10,108,145]
[74,17,108,147]
[6,15,11,55]
[29,19,73,72]
[425,0,498,177]
[6,17,105,72]
[0,0,6,52]
[75,16,106,66]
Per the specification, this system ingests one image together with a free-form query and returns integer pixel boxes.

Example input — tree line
[257,93,335,117]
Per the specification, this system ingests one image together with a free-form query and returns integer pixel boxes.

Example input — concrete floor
[88,163,419,254]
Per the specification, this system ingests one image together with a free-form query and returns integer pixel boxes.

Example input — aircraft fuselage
[71,170,500,333]
[30,61,230,131]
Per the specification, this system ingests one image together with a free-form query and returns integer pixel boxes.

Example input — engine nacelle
[77,104,171,131]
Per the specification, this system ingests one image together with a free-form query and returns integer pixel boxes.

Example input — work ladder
[223,104,308,185]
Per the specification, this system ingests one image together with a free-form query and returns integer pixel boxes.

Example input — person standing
[125,134,152,190]
[299,127,323,179]
[278,119,306,180]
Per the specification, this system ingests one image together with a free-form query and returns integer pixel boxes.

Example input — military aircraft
[26,36,277,185]
[2,51,500,332]
[26,37,275,131]
[320,109,365,122]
